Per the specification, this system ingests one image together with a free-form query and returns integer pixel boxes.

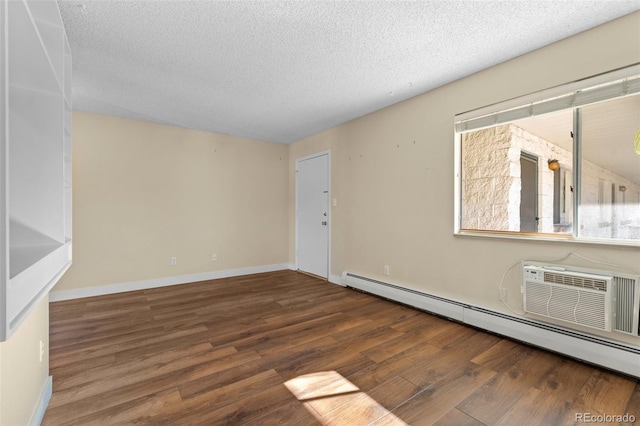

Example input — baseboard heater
[341,271,640,379]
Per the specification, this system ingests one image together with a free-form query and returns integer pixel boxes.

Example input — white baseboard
[50,263,290,301]
[29,375,52,426]
[329,273,344,286]
[287,263,343,286]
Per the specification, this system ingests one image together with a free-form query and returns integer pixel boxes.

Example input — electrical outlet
[171,257,177,266]
[39,340,45,362]
[212,253,218,261]
[500,288,508,300]
[383,265,390,276]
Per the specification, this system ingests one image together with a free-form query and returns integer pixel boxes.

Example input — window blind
[455,65,640,133]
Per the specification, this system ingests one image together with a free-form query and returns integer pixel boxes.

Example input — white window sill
[454,230,640,247]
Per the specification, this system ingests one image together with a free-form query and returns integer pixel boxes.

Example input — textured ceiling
[59,1,640,144]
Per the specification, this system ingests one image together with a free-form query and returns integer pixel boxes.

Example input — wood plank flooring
[43,270,639,425]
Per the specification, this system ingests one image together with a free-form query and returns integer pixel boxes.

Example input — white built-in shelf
[1,0,72,340]
[10,245,63,280]
[8,1,60,95]
[64,42,72,100]
[27,0,64,27]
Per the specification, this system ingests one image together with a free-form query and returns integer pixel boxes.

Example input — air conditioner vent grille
[544,272,607,292]
[615,277,638,335]
[525,281,608,331]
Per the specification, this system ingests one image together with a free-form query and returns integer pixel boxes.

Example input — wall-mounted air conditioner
[522,262,640,336]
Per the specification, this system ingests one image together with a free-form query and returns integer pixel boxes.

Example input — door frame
[295,150,331,280]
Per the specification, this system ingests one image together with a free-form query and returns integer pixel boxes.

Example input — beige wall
[0,298,49,425]
[54,112,289,291]
[288,12,640,342]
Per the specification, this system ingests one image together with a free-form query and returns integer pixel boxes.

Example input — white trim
[288,263,341,285]
[29,375,52,426]
[453,128,462,235]
[463,309,640,378]
[329,273,344,286]
[295,150,332,163]
[49,263,290,301]
[295,150,331,280]
[454,230,640,247]
[343,272,465,321]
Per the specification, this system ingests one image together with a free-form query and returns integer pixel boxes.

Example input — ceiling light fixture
[548,159,560,171]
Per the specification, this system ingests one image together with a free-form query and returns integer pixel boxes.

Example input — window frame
[454,64,640,247]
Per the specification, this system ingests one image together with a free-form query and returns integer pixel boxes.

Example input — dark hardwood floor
[43,270,639,425]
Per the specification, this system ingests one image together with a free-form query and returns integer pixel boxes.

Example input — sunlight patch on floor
[284,371,408,425]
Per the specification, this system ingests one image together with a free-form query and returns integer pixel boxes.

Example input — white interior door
[296,153,329,279]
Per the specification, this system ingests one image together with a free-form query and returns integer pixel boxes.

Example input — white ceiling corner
[59,0,640,144]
